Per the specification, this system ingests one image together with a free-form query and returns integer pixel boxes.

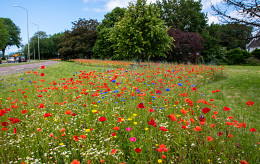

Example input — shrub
[245,56,260,66]
[251,49,260,59]
[226,48,245,65]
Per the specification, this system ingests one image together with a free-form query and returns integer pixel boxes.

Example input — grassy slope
[200,65,260,128]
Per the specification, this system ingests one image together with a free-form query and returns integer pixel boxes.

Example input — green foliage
[110,0,173,61]
[226,48,250,65]
[218,23,253,50]
[59,19,99,60]
[245,56,260,66]
[93,7,126,59]
[0,19,10,50]
[251,48,260,59]
[201,46,227,65]
[156,0,207,33]
[0,18,21,56]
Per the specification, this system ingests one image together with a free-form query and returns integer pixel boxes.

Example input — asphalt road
[0,60,59,76]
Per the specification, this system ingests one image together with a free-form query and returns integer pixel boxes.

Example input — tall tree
[211,0,260,36]
[219,23,253,50]
[156,0,207,33]
[59,19,99,60]
[110,0,173,61]
[0,19,10,54]
[0,18,21,56]
[165,28,203,63]
[93,7,126,59]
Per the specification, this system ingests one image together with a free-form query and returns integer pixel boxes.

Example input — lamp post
[14,5,30,62]
[32,23,40,60]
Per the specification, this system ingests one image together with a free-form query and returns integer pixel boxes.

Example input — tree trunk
[2,46,6,57]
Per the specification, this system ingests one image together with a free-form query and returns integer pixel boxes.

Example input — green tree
[156,0,207,33]
[93,7,126,59]
[59,19,99,60]
[0,19,10,54]
[110,0,173,61]
[218,23,253,50]
[0,18,21,57]
[49,33,64,58]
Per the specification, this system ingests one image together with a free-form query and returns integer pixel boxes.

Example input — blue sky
[1,0,221,55]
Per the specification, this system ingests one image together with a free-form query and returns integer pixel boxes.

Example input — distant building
[246,33,260,52]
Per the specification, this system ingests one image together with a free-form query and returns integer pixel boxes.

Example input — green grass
[0,62,259,164]
[200,65,260,128]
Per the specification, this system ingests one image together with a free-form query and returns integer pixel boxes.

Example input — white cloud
[207,13,220,24]
[201,0,223,10]
[83,0,89,3]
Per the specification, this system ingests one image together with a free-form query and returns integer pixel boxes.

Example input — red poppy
[218,132,224,136]
[157,144,168,153]
[70,159,80,164]
[14,127,16,134]
[44,113,52,118]
[181,109,187,115]
[194,126,202,131]
[111,149,117,154]
[40,73,45,77]
[191,87,197,91]
[99,117,107,122]
[1,122,9,127]
[246,101,254,107]
[21,110,27,114]
[113,127,119,130]
[133,147,141,153]
[159,126,168,131]
[40,65,45,69]
[190,118,195,123]
[228,134,233,138]
[148,118,157,127]
[223,107,230,111]
[167,114,177,121]
[38,103,45,109]
[240,160,248,164]
[210,124,216,128]
[111,132,116,136]
[250,128,257,132]
[71,113,77,116]
[162,155,167,158]
[65,110,72,115]
[206,136,213,141]
[73,135,79,141]
[80,135,86,139]
[202,108,211,114]
[181,125,187,129]
[137,103,145,109]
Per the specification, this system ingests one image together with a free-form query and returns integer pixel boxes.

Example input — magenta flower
[126,127,132,131]
[130,137,136,142]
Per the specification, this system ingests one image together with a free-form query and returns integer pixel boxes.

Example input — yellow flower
[85,129,90,132]
[176,115,181,117]
[59,143,64,146]
[173,105,176,107]
[128,118,132,121]
[93,105,97,107]
[145,128,149,130]
[92,110,97,113]
[133,113,137,117]
[102,111,104,113]
[121,119,125,121]
[53,118,57,122]
[208,159,211,162]
[158,159,162,163]
[134,122,137,125]
[31,109,35,111]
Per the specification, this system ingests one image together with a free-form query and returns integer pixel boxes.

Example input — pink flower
[126,127,132,131]
[130,137,136,142]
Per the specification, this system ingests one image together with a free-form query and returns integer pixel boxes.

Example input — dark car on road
[7,57,15,63]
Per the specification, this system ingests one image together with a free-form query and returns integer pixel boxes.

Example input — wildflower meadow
[0,60,259,164]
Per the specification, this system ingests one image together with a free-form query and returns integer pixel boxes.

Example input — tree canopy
[93,7,126,59]
[110,0,173,61]
[0,18,21,56]
[156,0,207,33]
[59,18,99,60]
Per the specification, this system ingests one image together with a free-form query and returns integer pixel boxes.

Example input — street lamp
[32,23,40,60]
[14,5,30,62]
